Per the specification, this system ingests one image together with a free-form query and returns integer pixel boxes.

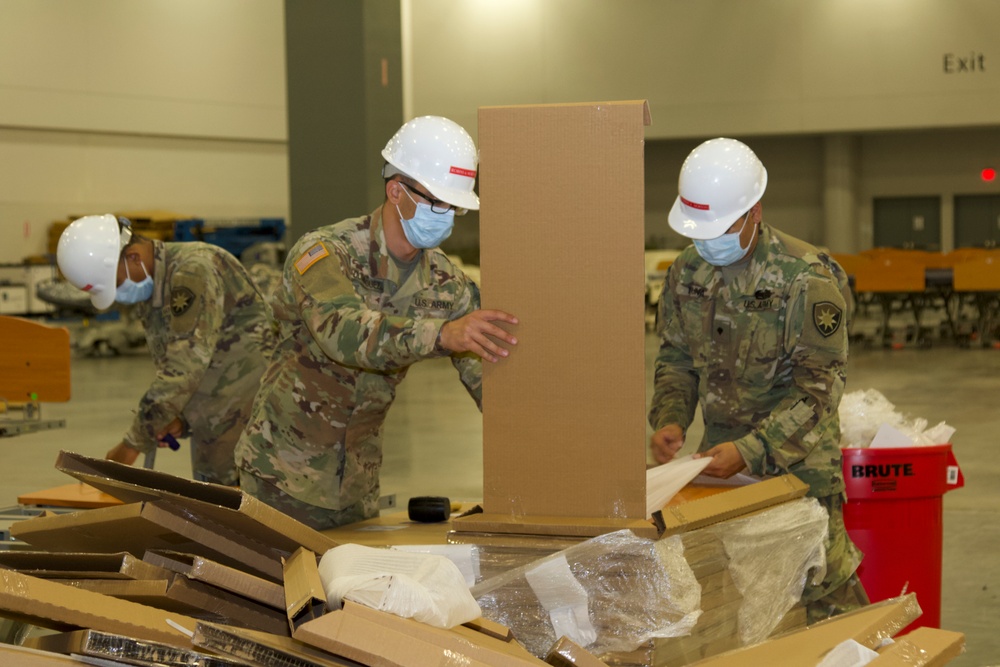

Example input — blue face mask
[116,259,154,304]
[693,211,756,267]
[397,189,455,249]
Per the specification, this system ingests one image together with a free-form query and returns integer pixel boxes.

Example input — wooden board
[18,483,124,509]
[0,315,71,402]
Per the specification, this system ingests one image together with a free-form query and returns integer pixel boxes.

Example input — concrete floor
[3,332,998,665]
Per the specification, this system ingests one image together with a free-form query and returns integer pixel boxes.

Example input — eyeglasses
[398,181,467,216]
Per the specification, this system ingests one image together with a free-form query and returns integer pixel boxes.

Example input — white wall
[407,0,1000,141]
[0,0,288,262]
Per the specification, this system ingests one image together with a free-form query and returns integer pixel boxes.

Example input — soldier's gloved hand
[106,441,140,466]
[694,442,747,478]
[439,309,519,363]
[650,424,685,464]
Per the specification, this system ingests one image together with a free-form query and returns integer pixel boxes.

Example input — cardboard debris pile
[0,450,967,667]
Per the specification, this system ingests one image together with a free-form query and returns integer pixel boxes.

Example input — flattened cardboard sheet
[54,450,337,556]
[0,643,90,666]
[686,594,922,666]
[478,101,650,525]
[294,601,546,667]
[193,621,360,667]
[0,550,170,580]
[656,475,809,536]
[0,569,196,648]
[870,626,965,666]
[10,500,286,581]
[145,549,286,610]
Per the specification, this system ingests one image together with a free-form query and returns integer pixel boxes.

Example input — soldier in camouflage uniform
[648,138,868,623]
[57,215,276,485]
[235,116,518,530]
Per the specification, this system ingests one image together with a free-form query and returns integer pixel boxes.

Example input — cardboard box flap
[55,450,338,557]
[0,551,170,580]
[870,626,965,665]
[194,620,361,667]
[686,594,922,666]
[283,548,329,633]
[0,569,196,648]
[478,100,649,526]
[24,629,248,667]
[144,549,286,610]
[656,475,809,537]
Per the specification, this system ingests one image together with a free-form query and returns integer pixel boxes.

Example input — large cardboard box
[458,100,650,538]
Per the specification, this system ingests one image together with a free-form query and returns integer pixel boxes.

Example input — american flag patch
[295,242,329,274]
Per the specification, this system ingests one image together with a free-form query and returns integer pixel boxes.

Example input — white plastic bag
[318,543,482,629]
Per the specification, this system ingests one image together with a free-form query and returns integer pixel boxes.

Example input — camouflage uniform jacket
[125,241,276,484]
[648,224,853,497]
[235,207,482,511]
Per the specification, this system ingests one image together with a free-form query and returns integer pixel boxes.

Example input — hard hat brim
[90,288,116,311]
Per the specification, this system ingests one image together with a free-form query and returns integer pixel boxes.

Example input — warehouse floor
[3,332,998,665]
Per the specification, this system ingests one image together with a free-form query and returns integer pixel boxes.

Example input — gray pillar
[284,0,403,242]
[822,134,860,253]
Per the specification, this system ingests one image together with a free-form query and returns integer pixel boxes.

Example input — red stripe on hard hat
[82,284,93,292]
[680,196,710,211]
[449,166,477,178]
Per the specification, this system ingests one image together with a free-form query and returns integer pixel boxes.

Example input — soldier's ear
[385,179,404,204]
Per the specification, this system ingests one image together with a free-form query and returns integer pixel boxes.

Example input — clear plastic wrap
[469,499,829,665]
[839,388,955,448]
[706,497,829,646]
[472,529,702,658]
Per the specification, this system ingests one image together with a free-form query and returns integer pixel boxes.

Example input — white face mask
[116,259,153,304]
[396,185,455,249]
[693,211,756,266]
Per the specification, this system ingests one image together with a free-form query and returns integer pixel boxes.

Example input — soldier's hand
[694,442,747,478]
[106,442,140,466]
[439,309,519,363]
[156,418,185,449]
[650,424,685,464]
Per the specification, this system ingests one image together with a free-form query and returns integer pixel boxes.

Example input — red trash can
[842,444,964,633]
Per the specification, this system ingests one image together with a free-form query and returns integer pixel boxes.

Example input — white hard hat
[381,116,480,211]
[56,214,129,310]
[668,138,768,240]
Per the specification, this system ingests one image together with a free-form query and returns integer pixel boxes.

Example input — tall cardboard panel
[475,101,650,527]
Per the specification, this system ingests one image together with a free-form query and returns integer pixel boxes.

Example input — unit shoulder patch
[171,286,196,316]
[295,242,330,275]
[813,301,843,337]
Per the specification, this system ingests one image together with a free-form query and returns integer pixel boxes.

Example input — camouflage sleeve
[648,265,699,432]
[291,240,447,372]
[123,266,223,452]
[450,280,483,411]
[733,270,849,476]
